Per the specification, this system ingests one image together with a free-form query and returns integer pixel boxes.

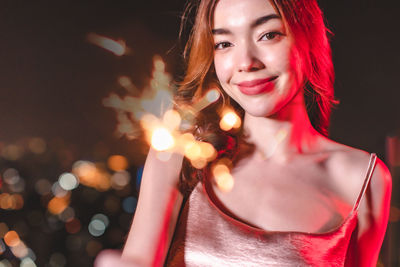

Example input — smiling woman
[94,0,391,266]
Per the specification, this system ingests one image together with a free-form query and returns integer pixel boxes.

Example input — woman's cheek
[214,54,234,84]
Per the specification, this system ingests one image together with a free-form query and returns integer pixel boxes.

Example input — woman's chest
[209,159,354,233]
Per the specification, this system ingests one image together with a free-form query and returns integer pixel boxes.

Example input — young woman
[95,0,392,266]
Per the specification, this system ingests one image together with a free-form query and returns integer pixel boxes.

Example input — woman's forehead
[213,0,280,29]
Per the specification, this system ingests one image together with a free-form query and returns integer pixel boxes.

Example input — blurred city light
[58,173,79,191]
[107,155,129,172]
[4,230,21,247]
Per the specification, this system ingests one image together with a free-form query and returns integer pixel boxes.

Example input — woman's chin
[242,105,275,118]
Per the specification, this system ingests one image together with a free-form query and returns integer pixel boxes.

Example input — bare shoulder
[322,141,391,198]
[321,139,392,264]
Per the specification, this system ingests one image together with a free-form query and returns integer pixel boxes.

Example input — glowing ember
[212,160,234,192]
[87,33,126,56]
[118,76,138,94]
[191,89,221,114]
[214,170,234,192]
[191,158,208,169]
[220,110,241,131]
[103,56,221,169]
[72,161,111,191]
[151,127,175,151]
[163,109,182,131]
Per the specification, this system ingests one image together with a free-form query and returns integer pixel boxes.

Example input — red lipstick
[237,76,277,95]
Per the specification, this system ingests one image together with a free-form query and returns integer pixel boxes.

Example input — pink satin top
[165,154,377,266]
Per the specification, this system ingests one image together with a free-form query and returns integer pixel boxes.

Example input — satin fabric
[166,154,377,266]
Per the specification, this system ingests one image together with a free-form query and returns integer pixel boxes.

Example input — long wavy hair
[176,0,336,193]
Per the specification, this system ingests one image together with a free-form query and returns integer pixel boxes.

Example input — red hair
[177,0,336,190]
[178,0,336,136]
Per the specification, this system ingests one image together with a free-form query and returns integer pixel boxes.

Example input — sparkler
[102,54,222,167]
[93,34,242,191]
[86,33,127,56]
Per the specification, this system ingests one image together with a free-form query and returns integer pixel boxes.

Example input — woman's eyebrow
[212,14,281,35]
[251,14,281,28]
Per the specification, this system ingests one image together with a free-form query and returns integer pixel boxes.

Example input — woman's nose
[237,44,264,72]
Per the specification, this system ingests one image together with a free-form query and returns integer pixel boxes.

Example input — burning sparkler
[86,33,128,56]
[93,34,242,191]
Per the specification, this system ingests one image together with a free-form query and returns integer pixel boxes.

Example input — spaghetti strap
[353,153,377,212]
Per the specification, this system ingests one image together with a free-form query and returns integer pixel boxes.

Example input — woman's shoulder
[321,139,390,186]
[321,139,391,220]
[321,139,392,263]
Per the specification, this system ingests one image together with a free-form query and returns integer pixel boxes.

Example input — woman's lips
[237,76,278,95]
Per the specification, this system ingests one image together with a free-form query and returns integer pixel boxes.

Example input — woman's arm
[354,157,392,266]
[95,148,184,267]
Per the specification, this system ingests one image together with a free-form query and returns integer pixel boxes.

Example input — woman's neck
[243,93,323,162]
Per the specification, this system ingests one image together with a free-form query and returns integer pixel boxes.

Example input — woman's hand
[97,148,184,266]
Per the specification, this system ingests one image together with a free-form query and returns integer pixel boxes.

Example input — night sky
[0,0,399,159]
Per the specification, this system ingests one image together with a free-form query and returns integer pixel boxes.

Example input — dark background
[0,0,399,159]
[0,0,399,266]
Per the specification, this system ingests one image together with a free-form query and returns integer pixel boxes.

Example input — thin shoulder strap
[353,153,377,212]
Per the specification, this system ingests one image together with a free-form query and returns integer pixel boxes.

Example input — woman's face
[213,0,301,118]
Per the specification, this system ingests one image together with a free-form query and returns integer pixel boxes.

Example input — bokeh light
[65,218,81,234]
[87,33,126,56]
[10,241,28,258]
[122,196,137,214]
[111,171,131,190]
[212,160,234,192]
[3,168,20,185]
[51,182,69,198]
[49,252,67,267]
[4,230,21,247]
[151,127,175,151]
[220,110,241,131]
[0,259,12,267]
[72,161,111,191]
[163,109,181,131]
[88,214,109,237]
[59,206,75,222]
[20,257,37,267]
[107,155,129,172]
[58,173,79,191]
[35,179,52,195]
[1,144,24,161]
[48,195,70,215]
[88,220,106,237]
[206,89,220,103]
[28,137,47,154]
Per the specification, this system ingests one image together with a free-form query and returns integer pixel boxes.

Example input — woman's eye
[214,42,232,50]
[260,32,282,41]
